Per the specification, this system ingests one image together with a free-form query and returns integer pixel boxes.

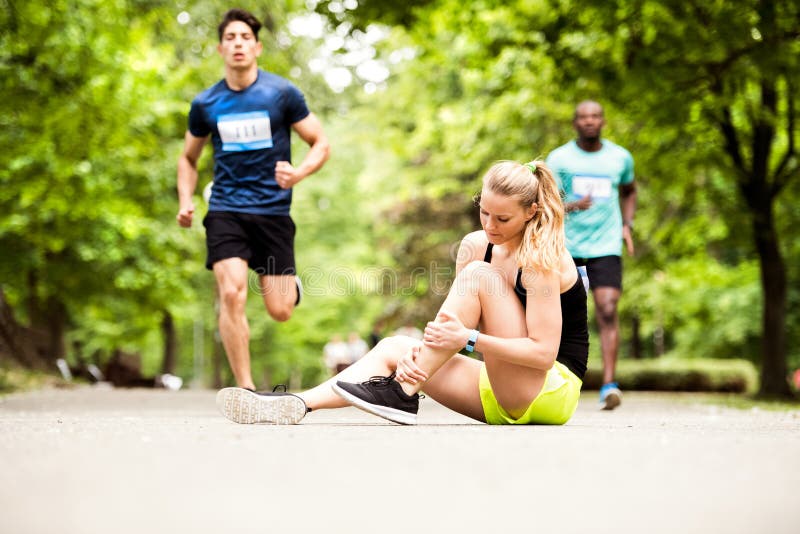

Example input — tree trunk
[161,311,177,375]
[26,270,42,326]
[717,74,793,398]
[44,296,67,362]
[25,268,67,363]
[631,314,642,359]
[752,207,791,397]
[0,288,48,369]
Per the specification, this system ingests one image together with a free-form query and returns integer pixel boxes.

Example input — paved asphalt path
[1,386,798,534]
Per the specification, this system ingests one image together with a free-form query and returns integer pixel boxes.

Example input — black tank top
[483,243,589,378]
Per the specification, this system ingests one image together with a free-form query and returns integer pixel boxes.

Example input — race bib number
[217,111,273,151]
[571,175,612,199]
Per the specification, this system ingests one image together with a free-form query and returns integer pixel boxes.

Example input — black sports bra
[483,243,589,378]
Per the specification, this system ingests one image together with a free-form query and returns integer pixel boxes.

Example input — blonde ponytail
[518,161,565,272]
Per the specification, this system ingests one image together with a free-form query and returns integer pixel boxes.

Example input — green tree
[315,0,799,396]
[540,0,799,395]
[0,0,196,366]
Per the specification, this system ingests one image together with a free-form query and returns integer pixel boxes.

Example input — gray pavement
[1,386,798,534]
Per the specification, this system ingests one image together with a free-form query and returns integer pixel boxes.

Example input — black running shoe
[216,386,307,425]
[332,373,419,425]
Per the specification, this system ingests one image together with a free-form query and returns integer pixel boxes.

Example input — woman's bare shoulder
[457,231,489,265]
[520,253,575,291]
[559,253,579,291]
[560,252,576,271]
[462,230,488,246]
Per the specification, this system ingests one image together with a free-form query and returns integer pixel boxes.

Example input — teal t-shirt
[546,140,634,258]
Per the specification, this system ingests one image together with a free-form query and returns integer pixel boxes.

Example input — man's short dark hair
[218,8,262,41]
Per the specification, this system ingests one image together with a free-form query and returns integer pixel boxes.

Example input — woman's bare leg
[408,261,548,417]
[300,261,546,418]
[298,336,420,410]
[419,355,485,422]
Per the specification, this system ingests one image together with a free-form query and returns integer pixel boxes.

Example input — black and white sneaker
[216,386,308,425]
[332,373,419,425]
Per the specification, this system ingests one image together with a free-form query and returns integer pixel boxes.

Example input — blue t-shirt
[188,69,310,215]
[546,140,634,258]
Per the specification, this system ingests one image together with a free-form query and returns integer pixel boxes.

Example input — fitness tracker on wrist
[465,329,479,353]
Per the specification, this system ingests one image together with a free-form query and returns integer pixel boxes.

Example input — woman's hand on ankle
[395,345,428,385]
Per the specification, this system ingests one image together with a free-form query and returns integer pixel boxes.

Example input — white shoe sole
[216,387,307,424]
[331,383,417,425]
[601,390,622,411]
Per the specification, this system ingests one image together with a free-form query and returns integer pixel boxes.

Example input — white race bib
[217,111,273,151]
[572,175,612,199]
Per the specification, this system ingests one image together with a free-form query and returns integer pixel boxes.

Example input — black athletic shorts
[572,255,622,290]
[203,211,296,275]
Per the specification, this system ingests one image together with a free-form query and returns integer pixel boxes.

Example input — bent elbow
[541,352,558,370]
[533,344,559,370]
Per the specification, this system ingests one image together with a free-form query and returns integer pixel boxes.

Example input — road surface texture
[1,386,798,534]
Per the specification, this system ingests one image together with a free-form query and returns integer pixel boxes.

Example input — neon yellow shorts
[479,361,582,425]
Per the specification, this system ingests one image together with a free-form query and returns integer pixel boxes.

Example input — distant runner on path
[546,100,637,410]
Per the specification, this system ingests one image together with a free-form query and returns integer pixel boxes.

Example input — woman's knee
[459,260,500,277]
[455,261,508,296]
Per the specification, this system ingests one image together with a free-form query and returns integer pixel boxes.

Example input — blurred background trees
[1,0,797,396]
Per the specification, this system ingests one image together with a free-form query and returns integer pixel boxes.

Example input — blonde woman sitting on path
[217,160,589,425]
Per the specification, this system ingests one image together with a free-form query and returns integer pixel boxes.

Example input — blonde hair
[482,160,565,272]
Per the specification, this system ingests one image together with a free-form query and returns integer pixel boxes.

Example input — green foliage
[584,358,760,394]
[0,0,375,383]
[623,259,762,361]
[1,0,798,391]
[689,393,800,411]
[544,1,799,394]
[1,1,202,357]
[342,0,576,324]
[0,364,66,394]
[338,0,800,382]
[314,0,435,30]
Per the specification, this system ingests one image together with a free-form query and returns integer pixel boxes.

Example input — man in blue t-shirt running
[546,101,637,410]
[176,8,330,391]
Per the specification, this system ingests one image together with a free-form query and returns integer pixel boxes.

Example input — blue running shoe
[599,382,622,410]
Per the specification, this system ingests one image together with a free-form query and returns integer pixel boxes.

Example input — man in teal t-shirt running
[546,101,637,410]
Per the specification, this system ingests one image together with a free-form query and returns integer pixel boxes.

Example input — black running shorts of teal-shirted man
[572,255,622,290]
